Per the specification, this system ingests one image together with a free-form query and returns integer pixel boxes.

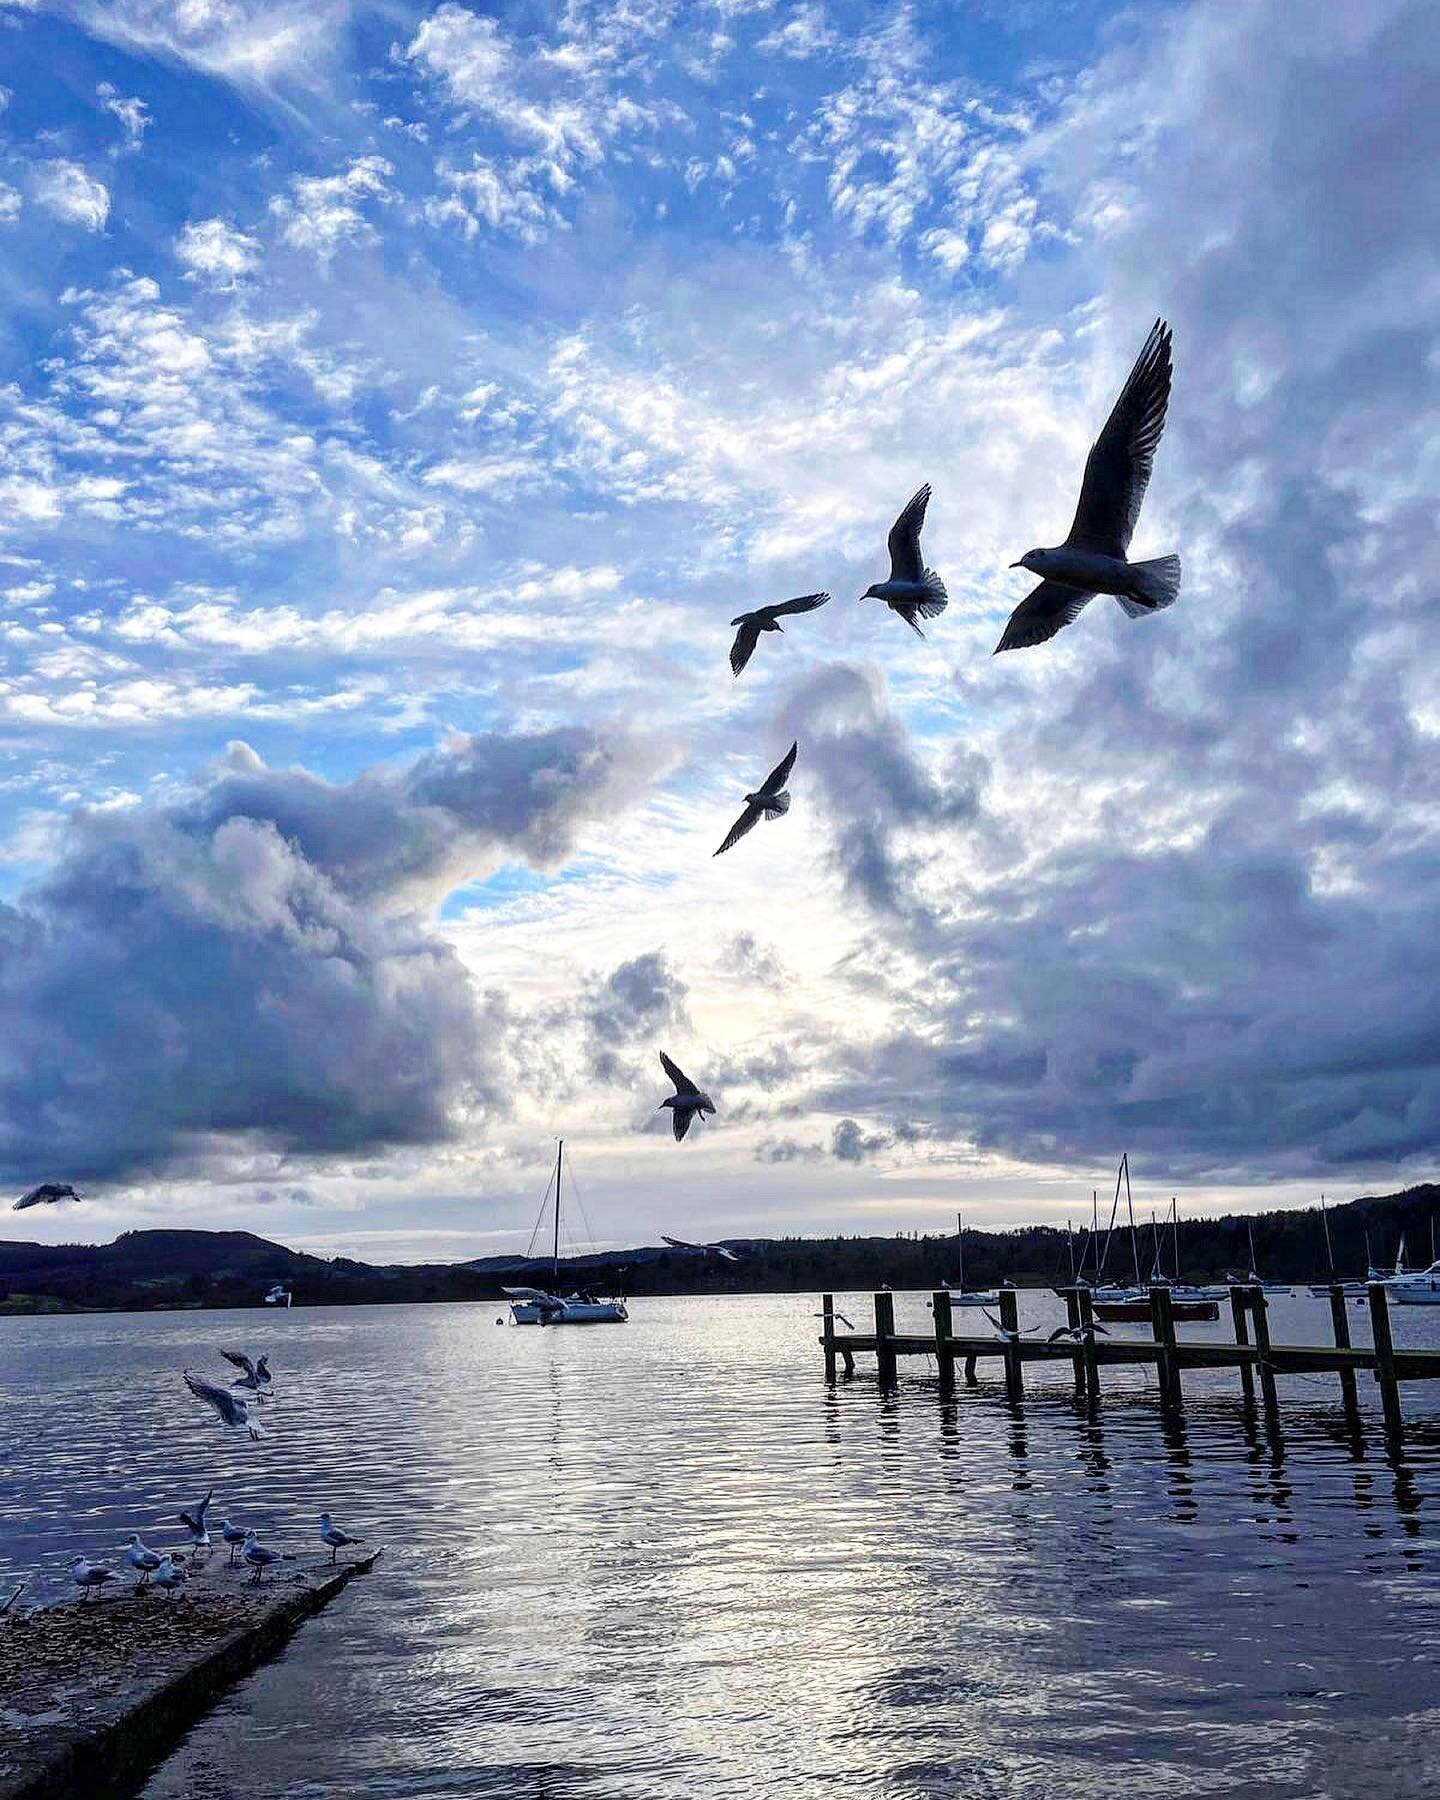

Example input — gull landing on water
[184,1371,266,1440]
[997,320,1180,653]
[861,484,948,638]
[713,741,798,857]
[658,1051,715,1142]
[728,592,831,677]
[223,1350,273,1397]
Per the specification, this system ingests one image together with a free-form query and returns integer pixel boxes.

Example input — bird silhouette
[861,485,948,637]
[728,593,830,676]
[714,741,798,857]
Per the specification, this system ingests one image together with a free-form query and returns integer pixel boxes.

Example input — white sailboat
[505,1141,628,1326]
[944,1211,997,1307]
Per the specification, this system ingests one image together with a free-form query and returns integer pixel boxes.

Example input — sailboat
[504,1141,629,1325]
[943,1211,997,1307]
[1226,1219,1293,1295]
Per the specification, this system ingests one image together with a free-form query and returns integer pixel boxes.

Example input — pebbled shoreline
[0,1547,382,1800]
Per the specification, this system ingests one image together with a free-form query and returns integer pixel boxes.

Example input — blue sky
[1,0,1436,1259]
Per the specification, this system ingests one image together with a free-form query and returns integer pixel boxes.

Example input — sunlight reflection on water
[2,1291,1438,1798]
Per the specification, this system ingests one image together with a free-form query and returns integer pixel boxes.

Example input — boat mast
[1320,1193,1335,1276]
[1124,1155,1141,1287]
[957,1211,965,1292]
[552,1138,563,1285]
[1171,1197,1181,1284]
[1247,1218,1258,1279]
[1067,1219,1076,1283]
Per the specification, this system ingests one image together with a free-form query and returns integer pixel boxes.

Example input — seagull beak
[1008,560,1023,569]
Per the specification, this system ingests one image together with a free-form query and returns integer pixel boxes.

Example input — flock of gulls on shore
[15,1348,366,1609]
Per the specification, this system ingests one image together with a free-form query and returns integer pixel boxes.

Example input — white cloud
[31,160,110,231]
[174,217,262,287]
[270,155,395,258]
[97,82,150,153]
[0,182,20,225]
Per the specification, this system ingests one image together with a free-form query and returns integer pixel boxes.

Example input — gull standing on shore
[728,593,830,677]
[152,1556,186,1598]
[714,741,798,858]
[241,1532,289,1585]
[179,1488,213,1552]
[319,1513,364,1563]
[997,320,1179,652]
[122,1535,162,1587]
[861,485,948,638]
[184,1371,266,1441]
[658,1052,716,1142]
[220,1518,249,1565]
[70,1557,117,1601]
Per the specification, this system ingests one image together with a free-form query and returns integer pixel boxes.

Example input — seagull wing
[672,1107,695,1142]
[993,581,1094,654]
[662,1234,702,1253]
[502,1285,563,1306]
[768,591,830,619]
[1090,1321,1110,1336]
[220,1350,256,1379]
[758,740,798,797]
[729,618,762,677]
[887,484,931,582]
[1065,319,1173,557]
[659,1051,699,1096]
[981,1309,1004,1333]
[184,1371,246,1428]
[1046,1326,1076,1344]
[714,801,762,857]
[888,601,930,639]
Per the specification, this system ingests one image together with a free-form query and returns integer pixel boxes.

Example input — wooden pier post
[874,1289,897,1389]
[1368,1282,1403,1438]
[932,1290,955,1396]
[1062,1287,1085,1398]
[1327,1283,1360,1413]
[1150,1285,1181,1409]
[1248,1285,1280,1418]
[998,1288,1024,1402]
[820,1293,837,1382]
[1077,1286,1101,1401]
[1229,1286,1256,1406]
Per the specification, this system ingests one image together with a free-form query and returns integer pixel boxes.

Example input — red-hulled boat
[1091,1294,1220,1323]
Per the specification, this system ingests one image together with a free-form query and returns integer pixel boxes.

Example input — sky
[0,0,1436,1262]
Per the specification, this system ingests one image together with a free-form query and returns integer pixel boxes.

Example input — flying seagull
[997,320,1180,653]
[13,1182,82,1211]
[980,1309,1039,1346]
[319,1512,364,1564]
[861,484,948,638]
[70,1557,118,1601]
[714,740,798,857]
[222,1350,273,1396]
[1047,1322,1110,1344]
[662,1234,742,1263]
[658,1051,716,1142]
[179,1487,213,1552]
[812,1310,856,1330]
[184,1371,266,1441]
[728,592,830,677]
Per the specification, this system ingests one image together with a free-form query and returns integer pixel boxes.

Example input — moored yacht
[504,1141,628,1325]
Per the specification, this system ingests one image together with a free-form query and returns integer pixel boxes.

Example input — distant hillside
[0,1184,1435,1314]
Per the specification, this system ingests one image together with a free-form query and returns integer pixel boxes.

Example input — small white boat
[944,1213,997,1306]
[505,1141,627,1326]
[1388,1260,1440,1305]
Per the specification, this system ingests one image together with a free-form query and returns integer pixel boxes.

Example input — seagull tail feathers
[1121,554,1181,615]
[921,567,948,607]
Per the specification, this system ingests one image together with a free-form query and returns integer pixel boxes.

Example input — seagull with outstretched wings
[997,320,1180,653]
[662,1233,742,1263]
[728,592,830,677]
[861,484,948,638]
[184,1371,266,1441]
[658,1051,716,1142]
[713,740,798,858]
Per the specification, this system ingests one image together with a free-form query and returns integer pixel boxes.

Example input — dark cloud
[580,951,689,1084]
[783,0,1440,1183]
[0,728,655,1184]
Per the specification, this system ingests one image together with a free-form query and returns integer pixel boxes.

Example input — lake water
[3,1291,1439,1798]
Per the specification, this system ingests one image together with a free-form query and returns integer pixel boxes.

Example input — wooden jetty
[818,1283,1440,1436]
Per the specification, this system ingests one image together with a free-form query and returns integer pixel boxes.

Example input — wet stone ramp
[0,1549,382,1800]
